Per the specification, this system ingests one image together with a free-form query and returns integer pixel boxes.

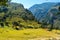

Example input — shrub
[0,23,4,27]
[27,25,33,29]
[5,22,9,27]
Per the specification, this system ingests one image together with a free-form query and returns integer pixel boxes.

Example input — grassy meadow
[0,27,60,40]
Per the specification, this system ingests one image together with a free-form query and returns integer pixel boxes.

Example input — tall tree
[0,0,11,6]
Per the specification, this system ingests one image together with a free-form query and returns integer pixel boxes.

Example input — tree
[59,6,60,11]
[0,0,11,6]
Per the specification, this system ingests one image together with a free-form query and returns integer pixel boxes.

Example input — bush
[12,22,24,30]
[0,23,4,27]
[27,25,33,29]
[12,22,20,26]
[5,22,9,27]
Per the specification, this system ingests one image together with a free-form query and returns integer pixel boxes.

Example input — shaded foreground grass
[0,27,60,40]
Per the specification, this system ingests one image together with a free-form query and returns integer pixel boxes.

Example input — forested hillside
[0,2,41,30]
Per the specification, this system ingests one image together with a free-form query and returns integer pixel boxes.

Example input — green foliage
[0,23,4,27]
[0,3,41,30]
[0,0,9,6]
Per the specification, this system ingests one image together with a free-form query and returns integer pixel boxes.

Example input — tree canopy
[0,0,11,6]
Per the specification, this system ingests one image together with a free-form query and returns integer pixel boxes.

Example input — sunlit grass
[0,27,59,40]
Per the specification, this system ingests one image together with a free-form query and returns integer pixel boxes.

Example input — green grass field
[0,27,60,40]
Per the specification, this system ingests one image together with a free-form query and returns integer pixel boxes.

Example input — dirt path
[29,35,60,40]
[29,37,60,40]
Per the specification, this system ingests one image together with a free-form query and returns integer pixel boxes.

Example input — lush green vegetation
[0,2,42,30]
[0,0,11,6]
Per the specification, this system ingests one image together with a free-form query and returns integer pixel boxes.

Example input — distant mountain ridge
[29,2,60,29]
[29,2,58,22]
[46,3,60,29]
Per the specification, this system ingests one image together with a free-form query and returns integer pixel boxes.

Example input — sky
[11,0,60,8]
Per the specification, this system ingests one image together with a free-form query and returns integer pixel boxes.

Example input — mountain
[7,2,34,21]
[0,2,60,30]
[46,3,60,29]
[0,2,34,22]
[29,2,60,29]
[29,2,57,22]
[0,3,41,30]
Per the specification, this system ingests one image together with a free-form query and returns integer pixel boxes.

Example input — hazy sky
[11,0,60,8]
